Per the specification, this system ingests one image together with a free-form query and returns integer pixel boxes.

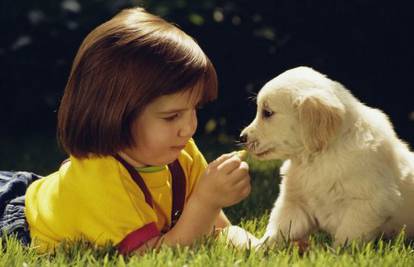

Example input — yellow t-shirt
[25,139,207,253]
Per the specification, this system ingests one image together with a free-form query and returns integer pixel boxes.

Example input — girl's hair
[58,7,218,158]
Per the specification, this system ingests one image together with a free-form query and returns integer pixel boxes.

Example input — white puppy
[241,66,414,247]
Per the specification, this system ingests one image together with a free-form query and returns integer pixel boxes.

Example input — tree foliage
[1,0,413,145]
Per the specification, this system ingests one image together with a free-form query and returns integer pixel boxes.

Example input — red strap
[167,160,186,228]
[115,154,154,207]
[117,222,160,254]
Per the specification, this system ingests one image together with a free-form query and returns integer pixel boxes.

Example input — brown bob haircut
[58,7,218,158]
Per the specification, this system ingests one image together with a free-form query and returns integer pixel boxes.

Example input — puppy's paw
[253,234,276,251]
[292,238,310,254]
[222,225,259,249]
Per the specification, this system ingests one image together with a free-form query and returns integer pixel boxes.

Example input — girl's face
[121,88,200,167]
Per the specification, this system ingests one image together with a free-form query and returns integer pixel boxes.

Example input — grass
[1,134,414,266]
[2,223,414,266]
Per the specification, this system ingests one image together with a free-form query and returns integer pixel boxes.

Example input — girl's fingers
[228,161,249,180]
[217,156,242,174]
[232,169,250,184]
[233,177,251,198]
[209,152,237,168]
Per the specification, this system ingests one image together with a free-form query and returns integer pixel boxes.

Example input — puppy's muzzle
[239,133,248,144]
[239,133,259,152]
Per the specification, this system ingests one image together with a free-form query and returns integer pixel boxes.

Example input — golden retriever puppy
[241,66,414,247]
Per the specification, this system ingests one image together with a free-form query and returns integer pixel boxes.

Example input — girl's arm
[136,193,222,252]
[136,205,256,253]
[215,210,231,229]
[135,209,229,253]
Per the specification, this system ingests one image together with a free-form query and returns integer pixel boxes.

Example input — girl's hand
[194,152,251,209]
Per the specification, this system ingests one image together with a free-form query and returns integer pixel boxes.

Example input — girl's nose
[178,110,197,137]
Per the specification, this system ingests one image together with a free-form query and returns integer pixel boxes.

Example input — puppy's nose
[239,133,248,143]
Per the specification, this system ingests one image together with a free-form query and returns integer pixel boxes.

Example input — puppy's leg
[333,204,384,247]
[258,197,314,248]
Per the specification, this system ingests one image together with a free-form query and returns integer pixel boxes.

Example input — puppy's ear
[296,90,345,153]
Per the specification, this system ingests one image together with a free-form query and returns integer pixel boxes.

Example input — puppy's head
[240,66,345,160]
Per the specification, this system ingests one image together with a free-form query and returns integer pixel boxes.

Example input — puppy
[241,66,414,247]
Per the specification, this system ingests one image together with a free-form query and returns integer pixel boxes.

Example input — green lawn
[1,135,414,266]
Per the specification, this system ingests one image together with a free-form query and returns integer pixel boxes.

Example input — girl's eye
[262,109,274,119]
[164,113,179,121]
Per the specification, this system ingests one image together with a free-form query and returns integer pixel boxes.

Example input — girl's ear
[296,89,345,153]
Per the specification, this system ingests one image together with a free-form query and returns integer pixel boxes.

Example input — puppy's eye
[262,109,274,118]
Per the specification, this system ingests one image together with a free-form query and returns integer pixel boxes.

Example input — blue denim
[0,171,40,245]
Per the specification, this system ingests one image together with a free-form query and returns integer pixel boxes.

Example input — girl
[0,7,256,254]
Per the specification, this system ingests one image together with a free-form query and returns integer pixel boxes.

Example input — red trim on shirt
[118,222,160,254]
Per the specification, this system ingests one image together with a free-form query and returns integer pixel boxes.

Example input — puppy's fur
[241,67,414,247]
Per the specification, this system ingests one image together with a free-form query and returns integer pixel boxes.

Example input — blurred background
[1,0,413,176]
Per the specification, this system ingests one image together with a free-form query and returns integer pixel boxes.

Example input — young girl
[0,7,256,254]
